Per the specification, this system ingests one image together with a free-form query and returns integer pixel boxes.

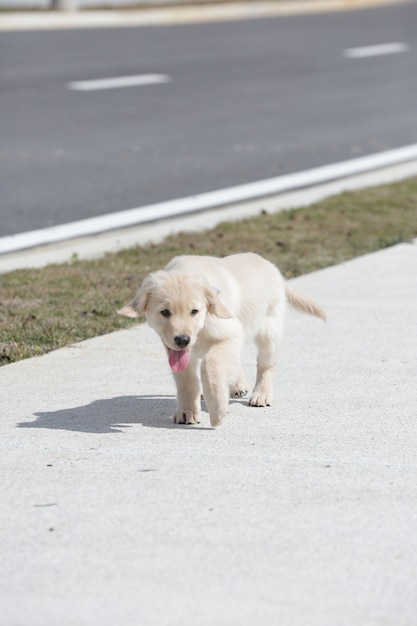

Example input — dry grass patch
[1,177,416,365]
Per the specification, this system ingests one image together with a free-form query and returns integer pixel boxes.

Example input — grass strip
[1,176,416,365]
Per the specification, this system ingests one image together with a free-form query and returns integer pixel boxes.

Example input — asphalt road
[1,2,416,238]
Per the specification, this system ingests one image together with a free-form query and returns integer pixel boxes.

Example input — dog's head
[118,270,232,372]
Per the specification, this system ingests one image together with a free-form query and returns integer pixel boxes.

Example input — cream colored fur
[118,252,325,427]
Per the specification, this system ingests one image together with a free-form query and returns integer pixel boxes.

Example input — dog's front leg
[172,357,201,425]
[201,339,241,428]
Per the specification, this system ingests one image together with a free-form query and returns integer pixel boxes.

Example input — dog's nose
[174,335,191,348]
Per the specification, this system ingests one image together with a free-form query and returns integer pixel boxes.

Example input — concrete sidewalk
[1,241,417,625]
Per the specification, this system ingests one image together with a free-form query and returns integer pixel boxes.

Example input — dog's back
[165,252,285,334]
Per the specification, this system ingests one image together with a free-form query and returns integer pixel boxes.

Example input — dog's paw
[248,392,272,407]
[173,409,201,425]
[230,385,248,399]
[209,411,227,428]
[230,376,249,399]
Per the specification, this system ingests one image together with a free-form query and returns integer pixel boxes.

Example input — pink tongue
[168,349,190,373]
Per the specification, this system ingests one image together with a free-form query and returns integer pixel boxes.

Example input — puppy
[118,252,325,427]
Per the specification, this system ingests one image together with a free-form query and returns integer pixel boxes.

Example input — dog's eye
[160,309,171,318]
[190,309,199,316]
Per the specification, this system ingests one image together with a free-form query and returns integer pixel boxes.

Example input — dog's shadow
[17,395,214,433]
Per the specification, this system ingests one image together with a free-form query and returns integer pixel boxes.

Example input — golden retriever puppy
[118,253,325,427]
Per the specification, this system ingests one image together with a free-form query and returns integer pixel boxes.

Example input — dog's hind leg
[230,363,249,399]
[250,305,285,408]
[201,338,242,427]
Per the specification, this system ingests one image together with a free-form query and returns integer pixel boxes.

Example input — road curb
[1,158,417,274]
[0,0,408,30]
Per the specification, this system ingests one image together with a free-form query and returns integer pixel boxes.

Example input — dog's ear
[117,301,139,318]
[205,286,233,319]
[117,274,153,318]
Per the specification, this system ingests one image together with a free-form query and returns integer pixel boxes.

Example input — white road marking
[344,42,409,58]
[68,74,170,91]
[2,143,417,255]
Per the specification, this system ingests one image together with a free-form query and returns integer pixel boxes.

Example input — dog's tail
[285,283,326,321]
